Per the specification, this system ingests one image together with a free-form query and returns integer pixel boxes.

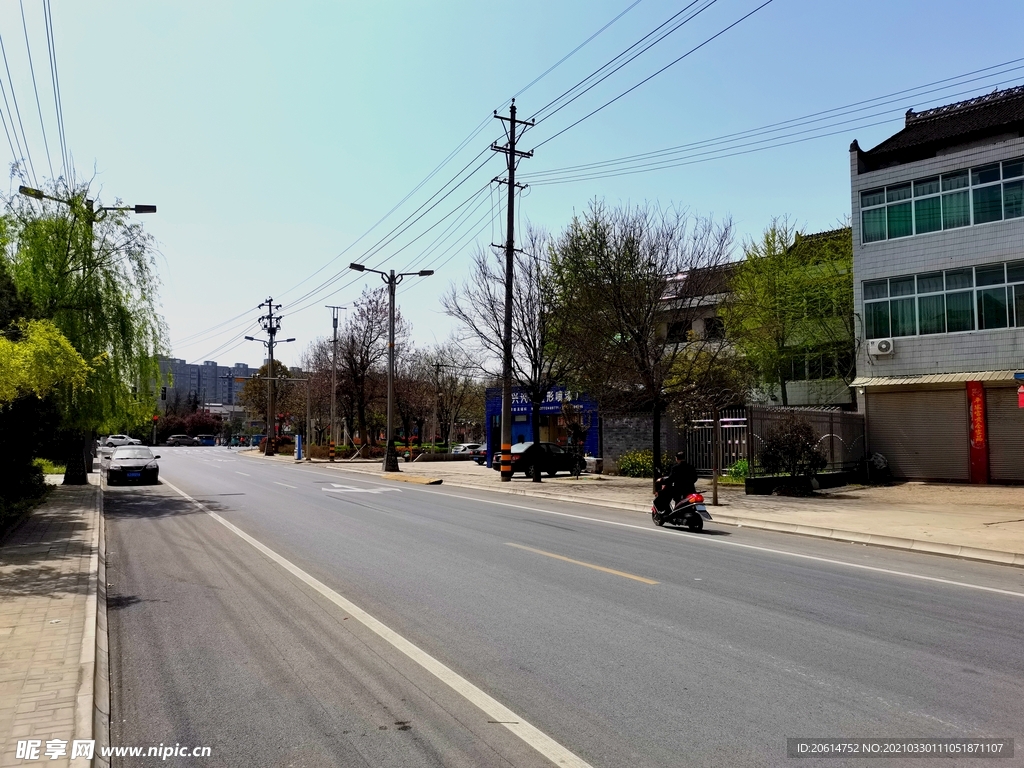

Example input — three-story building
[850,87,1024,482]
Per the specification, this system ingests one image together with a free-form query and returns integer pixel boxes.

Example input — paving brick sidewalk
[243,450,1024,565]
[0,478,100,768]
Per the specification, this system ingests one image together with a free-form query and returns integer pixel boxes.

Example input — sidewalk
[0,476,105,768]
[244,450,1024,566]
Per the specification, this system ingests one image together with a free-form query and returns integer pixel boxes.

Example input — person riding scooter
[654,452,698,514]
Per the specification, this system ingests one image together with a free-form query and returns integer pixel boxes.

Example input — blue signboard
[484,385,599,466]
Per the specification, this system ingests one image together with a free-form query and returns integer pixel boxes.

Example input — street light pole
[349,262,433,472]
[18,184,156,485]
[244,297,294,457]
[326,305,345,460]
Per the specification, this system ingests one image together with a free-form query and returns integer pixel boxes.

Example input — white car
[451,443,482,454]
[105,434,142,447]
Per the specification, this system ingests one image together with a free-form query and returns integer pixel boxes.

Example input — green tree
[3,182,166,482]
[238,359,293,433]
[0,319,91,404]
[549,201,735,479]
[721,219,853,406]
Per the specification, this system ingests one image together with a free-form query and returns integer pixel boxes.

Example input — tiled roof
[855,86,1024,171]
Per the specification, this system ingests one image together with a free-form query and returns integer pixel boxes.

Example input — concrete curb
[68,479,109,768]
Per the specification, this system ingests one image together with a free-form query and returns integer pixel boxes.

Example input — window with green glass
[1004,159,1024,179]
[946,291,974,332]
[861,188,885,207]
[914,177,940,197]
[1008,260,1024,283]
[977,287,1009,329]
[918,294,945,334]
[916,272,943,293]
[1015,285,1024,327]
[945,268,973,290]
[887,202,913,238]
[942,170,969,191]
[976,264,1004,286]
[971,163,1001,186]
[890,297,916,336]
[1005,180,1023,219]
[942,190,971,229]
[973,184,1002,224]
[861,208,886,243]
[914,196,941,233]
[865,301,890,339]
[889,276,915,296]
[864,280,888,300]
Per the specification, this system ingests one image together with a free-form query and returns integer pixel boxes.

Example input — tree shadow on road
[103,485,205,519]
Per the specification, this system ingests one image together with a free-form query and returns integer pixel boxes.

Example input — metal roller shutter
[985,387,1024,483]
[867,389,969,481]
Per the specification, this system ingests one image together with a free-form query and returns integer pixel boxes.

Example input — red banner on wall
[967,381,988,484]
[1018,385,1024,408]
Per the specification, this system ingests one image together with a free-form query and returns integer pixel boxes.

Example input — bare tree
[442,226,575,440]
[337,287,407,447]
[549,201,736,478]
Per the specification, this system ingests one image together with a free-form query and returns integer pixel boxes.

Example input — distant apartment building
[850,86,1024,482]
[158,358,257,407]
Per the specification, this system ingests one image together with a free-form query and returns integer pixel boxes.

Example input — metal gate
[986,386,1024,483]
[682,408,747,475]
[867,389,968,481]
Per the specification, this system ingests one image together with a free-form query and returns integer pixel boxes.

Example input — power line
[513,0,645,101]
[531,0,776,152]
[0,33,36,185]
[43,0,68,179]
[19,0,53,180]
[523,75,1024,186]
[526,60,1024,180]
[530,0,715,124]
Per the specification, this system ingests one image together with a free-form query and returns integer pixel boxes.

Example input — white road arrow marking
[322,483,401,495]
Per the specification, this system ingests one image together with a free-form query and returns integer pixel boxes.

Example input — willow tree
[3,182,166,483]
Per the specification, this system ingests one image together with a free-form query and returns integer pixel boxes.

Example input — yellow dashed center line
[506,543,658,584]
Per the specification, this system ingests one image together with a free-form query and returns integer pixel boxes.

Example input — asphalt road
[104,448,1024,767]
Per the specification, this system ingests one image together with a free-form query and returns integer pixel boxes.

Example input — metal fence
[683,406,865,477]
[682,408,748,476]
[746,406,865,476]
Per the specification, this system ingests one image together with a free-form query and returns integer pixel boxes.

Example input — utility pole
[326,305,344,461]
[245,298,294,457]
[491,99,534,482]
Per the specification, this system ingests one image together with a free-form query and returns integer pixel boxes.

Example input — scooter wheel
[686,517,704,532]
[652,510,665,527]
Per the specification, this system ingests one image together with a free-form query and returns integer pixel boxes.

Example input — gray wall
[850,135,1024,379]
[601,414,680,472]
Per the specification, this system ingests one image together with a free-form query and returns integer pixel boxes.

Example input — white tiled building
[850,87,1024,482]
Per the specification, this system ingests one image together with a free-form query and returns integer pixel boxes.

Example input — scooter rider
[655,451,698,513]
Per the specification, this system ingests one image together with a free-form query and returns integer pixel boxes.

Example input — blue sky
[2,0,1023,368]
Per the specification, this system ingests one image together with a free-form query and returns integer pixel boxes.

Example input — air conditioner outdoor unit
[868,338,894,356]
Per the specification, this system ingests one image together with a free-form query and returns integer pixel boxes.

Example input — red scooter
[652,479,712,532]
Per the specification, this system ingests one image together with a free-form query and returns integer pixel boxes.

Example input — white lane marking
[160,479,591,768]
[273,482,296,489]
[236,472,251,477]
[268,466,1024,599]
[323,483,400,495]
[419,490,1024,600]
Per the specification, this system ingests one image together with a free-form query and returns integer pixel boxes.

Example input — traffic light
[152,414,159,423]
[161,386,167,400]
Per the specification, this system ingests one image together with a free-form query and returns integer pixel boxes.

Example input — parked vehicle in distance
[196,434,216,446]
[105,446,160,485]
[166,434,198,446]
[105,434,141,447]
[490,441,585,477]
[451,443,482,454]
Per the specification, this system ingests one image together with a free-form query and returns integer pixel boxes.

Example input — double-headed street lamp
[18,185,156,482]
[349,262,433,472]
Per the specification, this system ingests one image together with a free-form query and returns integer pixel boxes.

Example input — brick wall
[601,414,680,472]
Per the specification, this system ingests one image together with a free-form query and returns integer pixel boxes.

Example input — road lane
[108,447,1024,766]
